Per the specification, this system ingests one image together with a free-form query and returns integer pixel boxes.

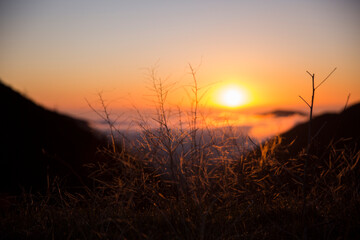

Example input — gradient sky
[1,0,359,114]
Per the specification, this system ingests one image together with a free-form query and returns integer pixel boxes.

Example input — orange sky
[0,0,359,115]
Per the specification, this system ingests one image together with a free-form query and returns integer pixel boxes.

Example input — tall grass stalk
[299,67,337,240]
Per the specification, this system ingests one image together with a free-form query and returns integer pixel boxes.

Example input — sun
[216,85,249,108]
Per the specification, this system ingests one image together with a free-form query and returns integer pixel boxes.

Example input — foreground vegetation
[1,69,359,239]
[1,134,359,239]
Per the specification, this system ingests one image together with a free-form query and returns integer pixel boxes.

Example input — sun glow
[216,85,249,108]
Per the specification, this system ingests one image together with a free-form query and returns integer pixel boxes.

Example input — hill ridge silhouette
[0,80,106,194]
[279,102,360,155]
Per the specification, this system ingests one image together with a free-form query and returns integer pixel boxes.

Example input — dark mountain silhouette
[279,102,360,156]
[0,80,107,194]
[258,110,306,117]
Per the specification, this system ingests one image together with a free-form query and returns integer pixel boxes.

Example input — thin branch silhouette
[315,67,337,90]
[299,95,311,108]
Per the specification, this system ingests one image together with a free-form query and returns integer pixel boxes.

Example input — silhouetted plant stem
[86,94,118,153]
[150,69,177,183]
[189,64,199,156]
[306,72,315,154]
[303,72,314,240]
[299,67,337,240]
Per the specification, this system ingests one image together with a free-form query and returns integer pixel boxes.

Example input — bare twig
[315,67,337,90]
[299,95,311,108]
[311,121,327,142]
[86,94,118,153]
[343,93,351,111]
[248,136,260,149]
[299,67,337,240]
